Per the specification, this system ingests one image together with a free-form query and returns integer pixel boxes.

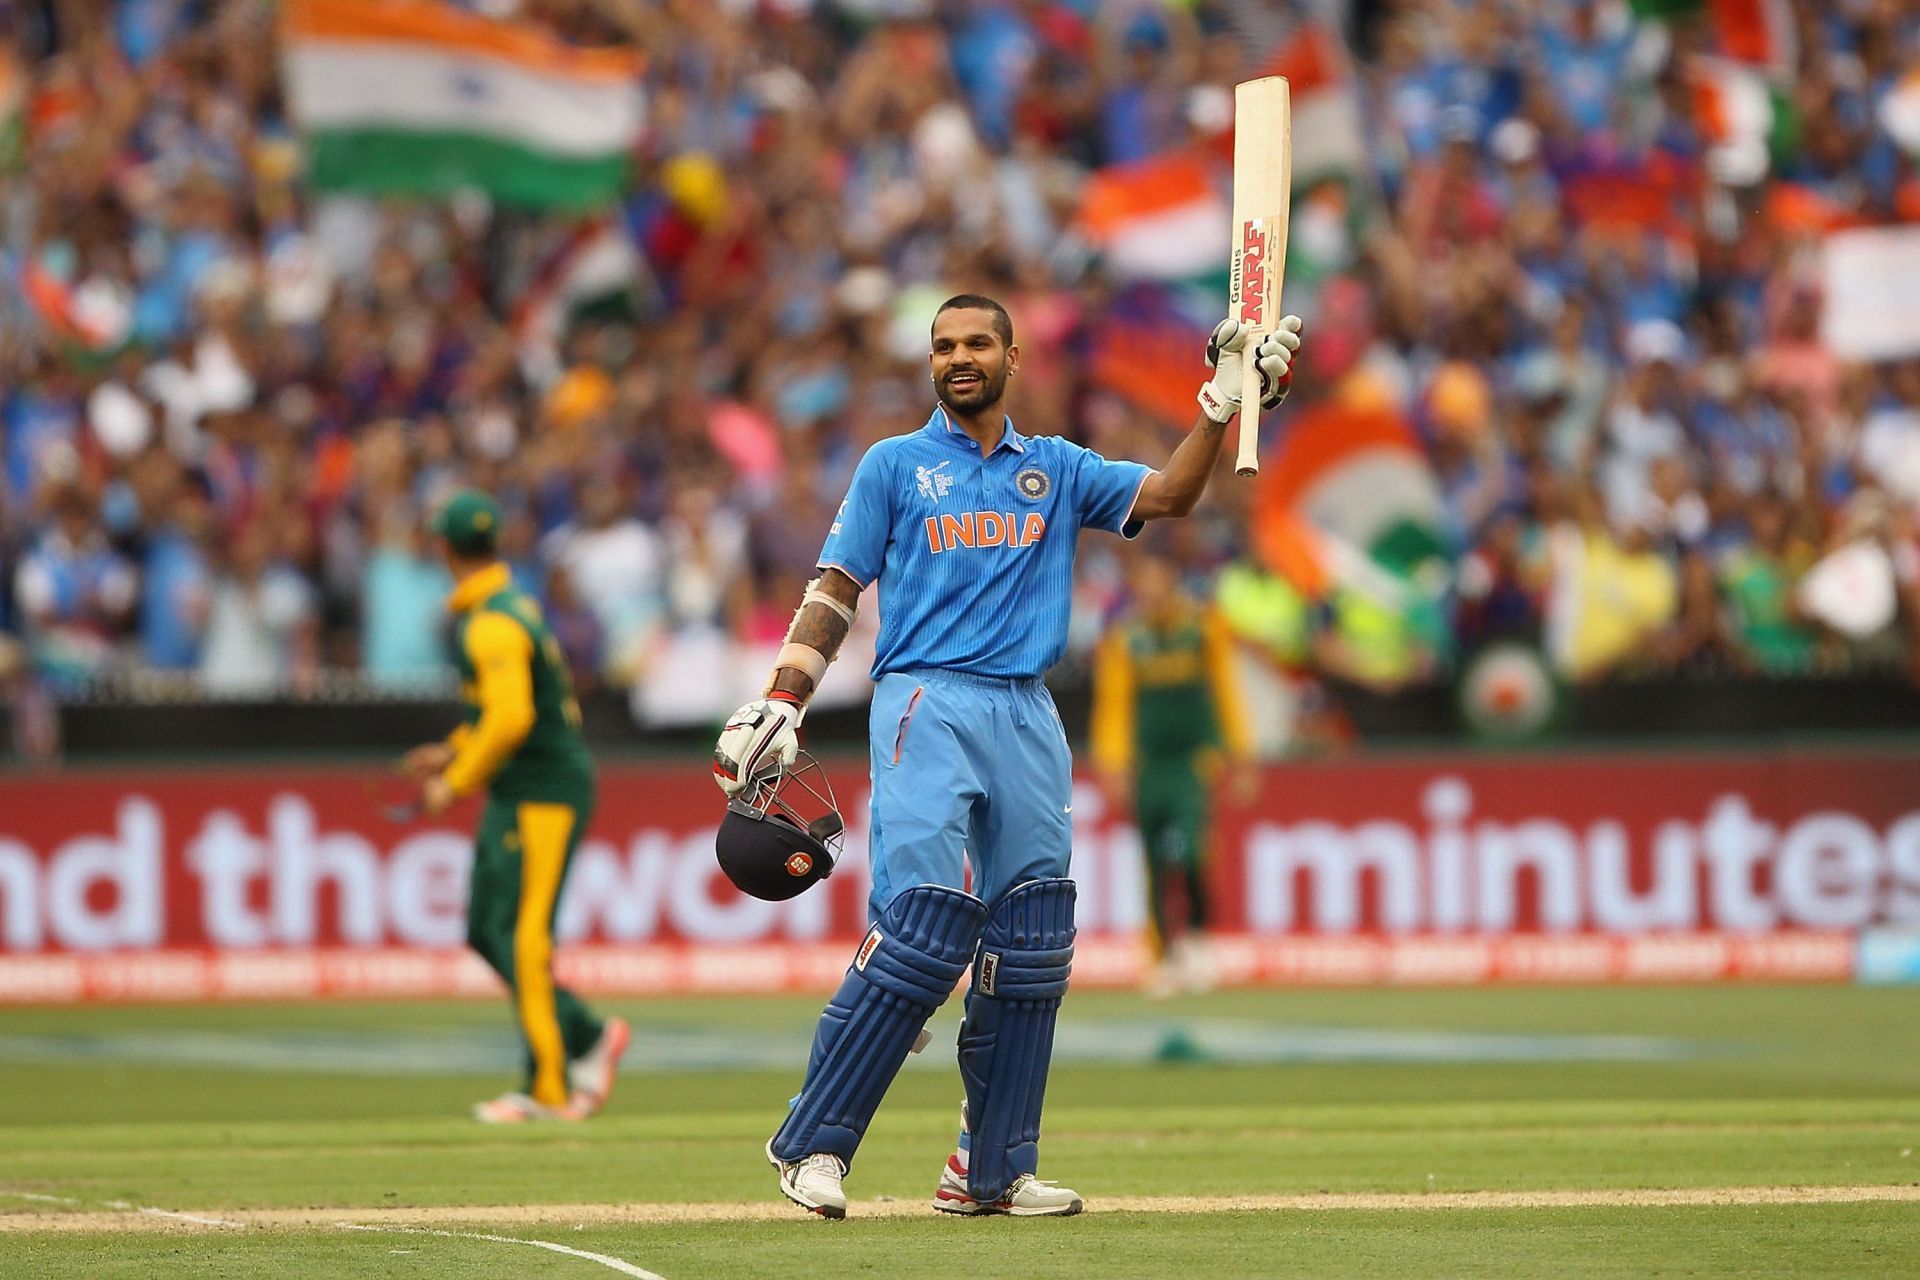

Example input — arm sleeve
[1089,628,1137,776]
[1204,608,1253,761]
[1066,440,1153,539]
[442,613,537,797]
[815,446,892,588]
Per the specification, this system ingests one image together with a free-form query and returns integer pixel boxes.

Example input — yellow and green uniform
[442,563,601,1108]
[1092,600,1251,948]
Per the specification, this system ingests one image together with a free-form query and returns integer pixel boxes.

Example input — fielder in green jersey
[1092,553,1253,996]
[407,490,629,1124]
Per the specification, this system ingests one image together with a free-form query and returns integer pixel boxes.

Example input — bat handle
[1236,354,1262,477]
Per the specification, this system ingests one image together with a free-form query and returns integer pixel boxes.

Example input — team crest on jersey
[1015,467,1050,501]
[916,460,956,503]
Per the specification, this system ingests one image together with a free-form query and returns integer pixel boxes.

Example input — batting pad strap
[772,642,828,685]
[770,885,986,1166]
[959,877,1077,1204]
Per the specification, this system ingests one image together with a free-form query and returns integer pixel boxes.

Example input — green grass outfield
[3,984,1918,1278]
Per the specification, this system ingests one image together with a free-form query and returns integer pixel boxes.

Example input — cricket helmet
[716,750,843,901]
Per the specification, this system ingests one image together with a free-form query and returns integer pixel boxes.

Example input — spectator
[660,480,749,636]
[139,470,215,673]
[361,506,452,689]
[544,563,605,695]
[541,476,662,682]
[12,486,138,692]
[198,520,318,696]
[1719,494,1818,674]
[2,0,1918,726]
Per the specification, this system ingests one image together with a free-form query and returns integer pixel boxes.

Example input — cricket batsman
[406,490,630,1124]
[712,295,1302,1217]
[1092,549,1255,997]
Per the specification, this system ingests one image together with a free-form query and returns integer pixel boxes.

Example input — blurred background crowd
[4,0,1920,743]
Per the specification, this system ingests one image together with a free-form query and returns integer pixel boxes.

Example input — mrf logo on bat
[1236,221,1267,326]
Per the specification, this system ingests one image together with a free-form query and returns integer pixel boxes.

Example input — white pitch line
[138,1207,245,1228]
[0,1195,659,1275]
[337,1223,666,1279]
[21,1193,244,1229]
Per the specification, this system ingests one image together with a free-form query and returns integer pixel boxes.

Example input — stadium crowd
[4,0,1920,727]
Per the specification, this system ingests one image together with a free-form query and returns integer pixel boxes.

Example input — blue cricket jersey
[817,407,1152,680]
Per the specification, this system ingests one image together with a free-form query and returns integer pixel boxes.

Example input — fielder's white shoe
[766,1138,848,1219]
[568,1016,632,1116]
[472,1091,588,1124]
[1173,937,1218,994]
[932,1155,1084,1217]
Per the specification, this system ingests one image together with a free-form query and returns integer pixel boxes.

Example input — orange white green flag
[280,0,643,211]
[0,47,23,173]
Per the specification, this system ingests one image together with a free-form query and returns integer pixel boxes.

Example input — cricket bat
[1229,76,1292,477]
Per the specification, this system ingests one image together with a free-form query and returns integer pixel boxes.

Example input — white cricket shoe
[568,1016,632,1116]
[932,1156,1084,1217]
[1175,937,1218,994]
[472,1091,588,1124]
[766,1137,848,1219]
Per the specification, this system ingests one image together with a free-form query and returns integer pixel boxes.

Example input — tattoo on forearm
[790,604,851,664]
[770,570,860,699]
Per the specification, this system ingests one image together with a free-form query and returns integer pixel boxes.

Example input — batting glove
[1253,315,1304,410]
[713,696,802,797]
[1197,318,1250,423]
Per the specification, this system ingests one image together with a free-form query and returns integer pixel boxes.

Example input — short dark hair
[933,294,1014,347]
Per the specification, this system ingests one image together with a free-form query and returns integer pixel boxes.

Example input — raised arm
[1132,315,1303,522]
[1131,409,1239,521]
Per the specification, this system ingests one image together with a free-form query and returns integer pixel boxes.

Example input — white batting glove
[713,697,802,797]
[1197,318,1250,423]
[1253,315,1304,410]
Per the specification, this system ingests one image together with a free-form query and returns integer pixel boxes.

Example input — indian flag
[1690,55,1797,180]
[1708,0,1795,77]
[1076,151,1230,284]
[281,0,643,211]
[1257,20,1366,193]
[511,215,644,379]
[1630,0,1795,77]
[1252,399,1446,600]
[0,48,23,173]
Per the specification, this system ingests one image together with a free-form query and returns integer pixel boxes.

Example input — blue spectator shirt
[1536,22,1631,135]
[951,5,1036,149]
[141,529,210,670]
[363,548,455,685]
[2,388,79,504]
[817,407,1151,680]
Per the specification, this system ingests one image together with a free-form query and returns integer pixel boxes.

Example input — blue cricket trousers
[866,668,1074,917]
